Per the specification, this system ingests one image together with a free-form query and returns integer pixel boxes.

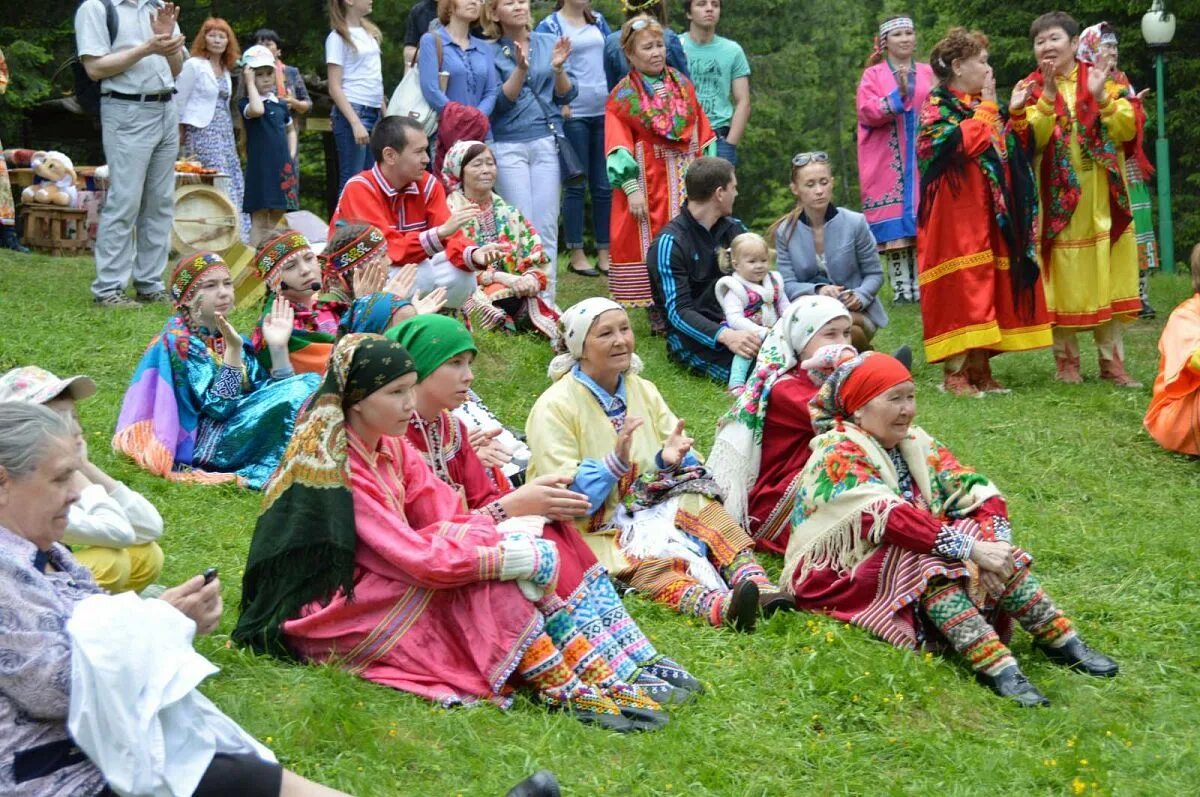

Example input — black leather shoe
[727,580,759,633]
[758,590,796,618]
[975,664,1051,707]
[618,704,670,731]
[567,263,601,277]
[1038,637,1119,677]
[506,770,562,797]
[891,344,913,370]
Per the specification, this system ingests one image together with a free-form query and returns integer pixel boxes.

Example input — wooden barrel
[170,183,239,255]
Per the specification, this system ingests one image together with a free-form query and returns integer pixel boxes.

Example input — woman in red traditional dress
[604,14,715,327]
[916,28,1052,396]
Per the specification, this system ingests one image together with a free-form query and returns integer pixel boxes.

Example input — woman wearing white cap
[525,298,790,633]
[0,366,164,593]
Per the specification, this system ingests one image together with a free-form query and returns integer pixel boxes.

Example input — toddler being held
[715,232,791,393]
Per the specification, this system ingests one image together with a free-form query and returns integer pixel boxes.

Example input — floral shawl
[233,334,416,656]
[918,86,1041,314]
[447,190,549,277]
[608,68,703,144]
[1023,62,1131,255]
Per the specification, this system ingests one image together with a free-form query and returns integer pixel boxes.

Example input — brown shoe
[1054,354,1083,384]
[967,356,1010,394]
[939,369,981,397]
[1098,354,1143,388]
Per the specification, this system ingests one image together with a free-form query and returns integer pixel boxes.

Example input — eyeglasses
[792,151,830,167]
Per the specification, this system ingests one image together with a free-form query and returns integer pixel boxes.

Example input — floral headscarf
[1074,22,1154,181]
[547,297,644,381]
[708,296,851,526]
[170,251,228,309]
[440,139,489,195]
[234,334,416,655]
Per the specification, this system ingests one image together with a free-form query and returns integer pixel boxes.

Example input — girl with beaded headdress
[855,14,934,304]
[113,252,321,488]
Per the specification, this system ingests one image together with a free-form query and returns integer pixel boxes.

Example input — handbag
[531,87,586,186]
[386,33,443,137]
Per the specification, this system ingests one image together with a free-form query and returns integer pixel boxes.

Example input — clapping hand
[383,264,418,300]
[513,40,530,72]
[661,419,693,468]
[151,2,181,37]
[895,63,910,95]
[551,37,572,72]
[411,287,447,315]
[981,66,996,103]
[352,256,387,297]
[472,244,505,268]
[469,427,512,469]
[1010,78,1034,112]
[1087,52,1113,103]
[260,295,296,349]
[1040,58,1058,100]
[438,205,479,239]
[614,416,645,466]
[507,475,591,521]
[214,312,244,350]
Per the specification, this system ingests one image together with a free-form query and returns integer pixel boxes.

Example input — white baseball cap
[242,45,276,71]
[0,366,97,405]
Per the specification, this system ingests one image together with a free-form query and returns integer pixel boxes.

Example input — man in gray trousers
[76,0,185,308]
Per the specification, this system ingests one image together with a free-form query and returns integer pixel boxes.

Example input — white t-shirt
[325,27,384,108]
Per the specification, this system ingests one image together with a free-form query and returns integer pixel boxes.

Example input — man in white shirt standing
[681,0,750,165]
[76,0,185,308]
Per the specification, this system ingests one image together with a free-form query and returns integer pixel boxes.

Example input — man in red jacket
[329,116,500,304]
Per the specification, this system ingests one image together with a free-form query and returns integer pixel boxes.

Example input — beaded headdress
[323,225,388,276]
[253,231,312,289]
[170,251,228,308]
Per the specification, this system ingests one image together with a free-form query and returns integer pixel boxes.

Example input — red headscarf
[839,354,913,417]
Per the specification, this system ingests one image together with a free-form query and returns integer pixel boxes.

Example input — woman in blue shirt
[484,0,577,303]
[418,0,501,119]
[537,0,614,278]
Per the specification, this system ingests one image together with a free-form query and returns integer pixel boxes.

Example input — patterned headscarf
[387,313,477,382]
[336,292,412,339]
[1076,22,1117,67]
[547,297,644,381]
[170,251,229,309]
[872,16,914,61]
[323,225,387,277]
[440,139,489,195]
[253,231,312,291]
[810,352,912,434]
[234,333,416,656]
[708,296,851,526]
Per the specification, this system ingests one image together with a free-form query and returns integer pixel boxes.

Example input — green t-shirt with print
[680,33,751,130]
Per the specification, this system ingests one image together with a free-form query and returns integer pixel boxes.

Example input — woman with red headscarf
[783,352,1118,706]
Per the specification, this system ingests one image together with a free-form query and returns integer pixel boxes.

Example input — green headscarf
[386,314,477,382]
[233,333,416,657]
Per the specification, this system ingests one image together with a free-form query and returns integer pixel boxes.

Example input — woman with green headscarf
[234,334,662,731]
[389,314,704,704]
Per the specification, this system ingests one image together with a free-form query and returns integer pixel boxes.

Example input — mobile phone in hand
[202,567,219,584]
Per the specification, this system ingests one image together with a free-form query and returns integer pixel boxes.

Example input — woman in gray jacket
[771,152,887,350]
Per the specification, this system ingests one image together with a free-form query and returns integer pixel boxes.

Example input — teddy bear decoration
[21,151,79,208]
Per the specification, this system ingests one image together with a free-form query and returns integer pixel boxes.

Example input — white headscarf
[708,295,852,528]
[547,297,644,381]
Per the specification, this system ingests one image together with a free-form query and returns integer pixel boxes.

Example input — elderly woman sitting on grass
[783,352,1118,706]
[0,366,164,594]
[113,252,321,489]
[0,402,348,797]
[525,298,792,634]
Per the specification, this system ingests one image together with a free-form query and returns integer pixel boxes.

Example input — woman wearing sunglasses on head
[770,151,887,352]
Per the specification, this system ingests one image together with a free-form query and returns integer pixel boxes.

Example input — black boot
[0,226,29,254]
[726,580,759,633]
[975,664,1051,707]
[506,770,561,797]
[1037,636,1119,677]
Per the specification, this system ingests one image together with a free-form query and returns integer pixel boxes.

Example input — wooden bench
[19,206,91,256]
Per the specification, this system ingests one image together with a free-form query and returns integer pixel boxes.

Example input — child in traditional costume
[714,232,790,393]
[113,252,320,489]
[916,27,1052,396]
[248,229,415,374]
[708,296,854,554]
[784,352,1119,706]
[441,140,561,340]
[526,298,791,633]
[1144,244,1200,455]
[388,313,703,703]
[234,334,668,732]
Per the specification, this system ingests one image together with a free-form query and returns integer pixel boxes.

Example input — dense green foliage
[1,1,1196,260]
[1,250,1199,794]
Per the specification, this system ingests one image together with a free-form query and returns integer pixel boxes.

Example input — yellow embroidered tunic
[1028,67,1139,329]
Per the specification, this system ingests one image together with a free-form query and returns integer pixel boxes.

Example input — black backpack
[72,0,118,116]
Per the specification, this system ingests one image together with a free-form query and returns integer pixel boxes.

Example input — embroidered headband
[170,251,229,308]
[879,17,914,39]
[323,225,388,276]
[253,231,312,287]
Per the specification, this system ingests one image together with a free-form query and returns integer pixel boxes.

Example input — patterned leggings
[922,568,1075,675]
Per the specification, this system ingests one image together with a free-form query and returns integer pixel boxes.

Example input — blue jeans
[562,115,611,250]
[715,127,738,166]
[331,103,380,196]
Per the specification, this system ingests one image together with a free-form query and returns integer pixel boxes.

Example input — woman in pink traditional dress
[855,15,933,304]
[234,334,667,732]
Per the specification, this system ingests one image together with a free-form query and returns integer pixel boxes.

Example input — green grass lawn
[1,250,1197,796]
